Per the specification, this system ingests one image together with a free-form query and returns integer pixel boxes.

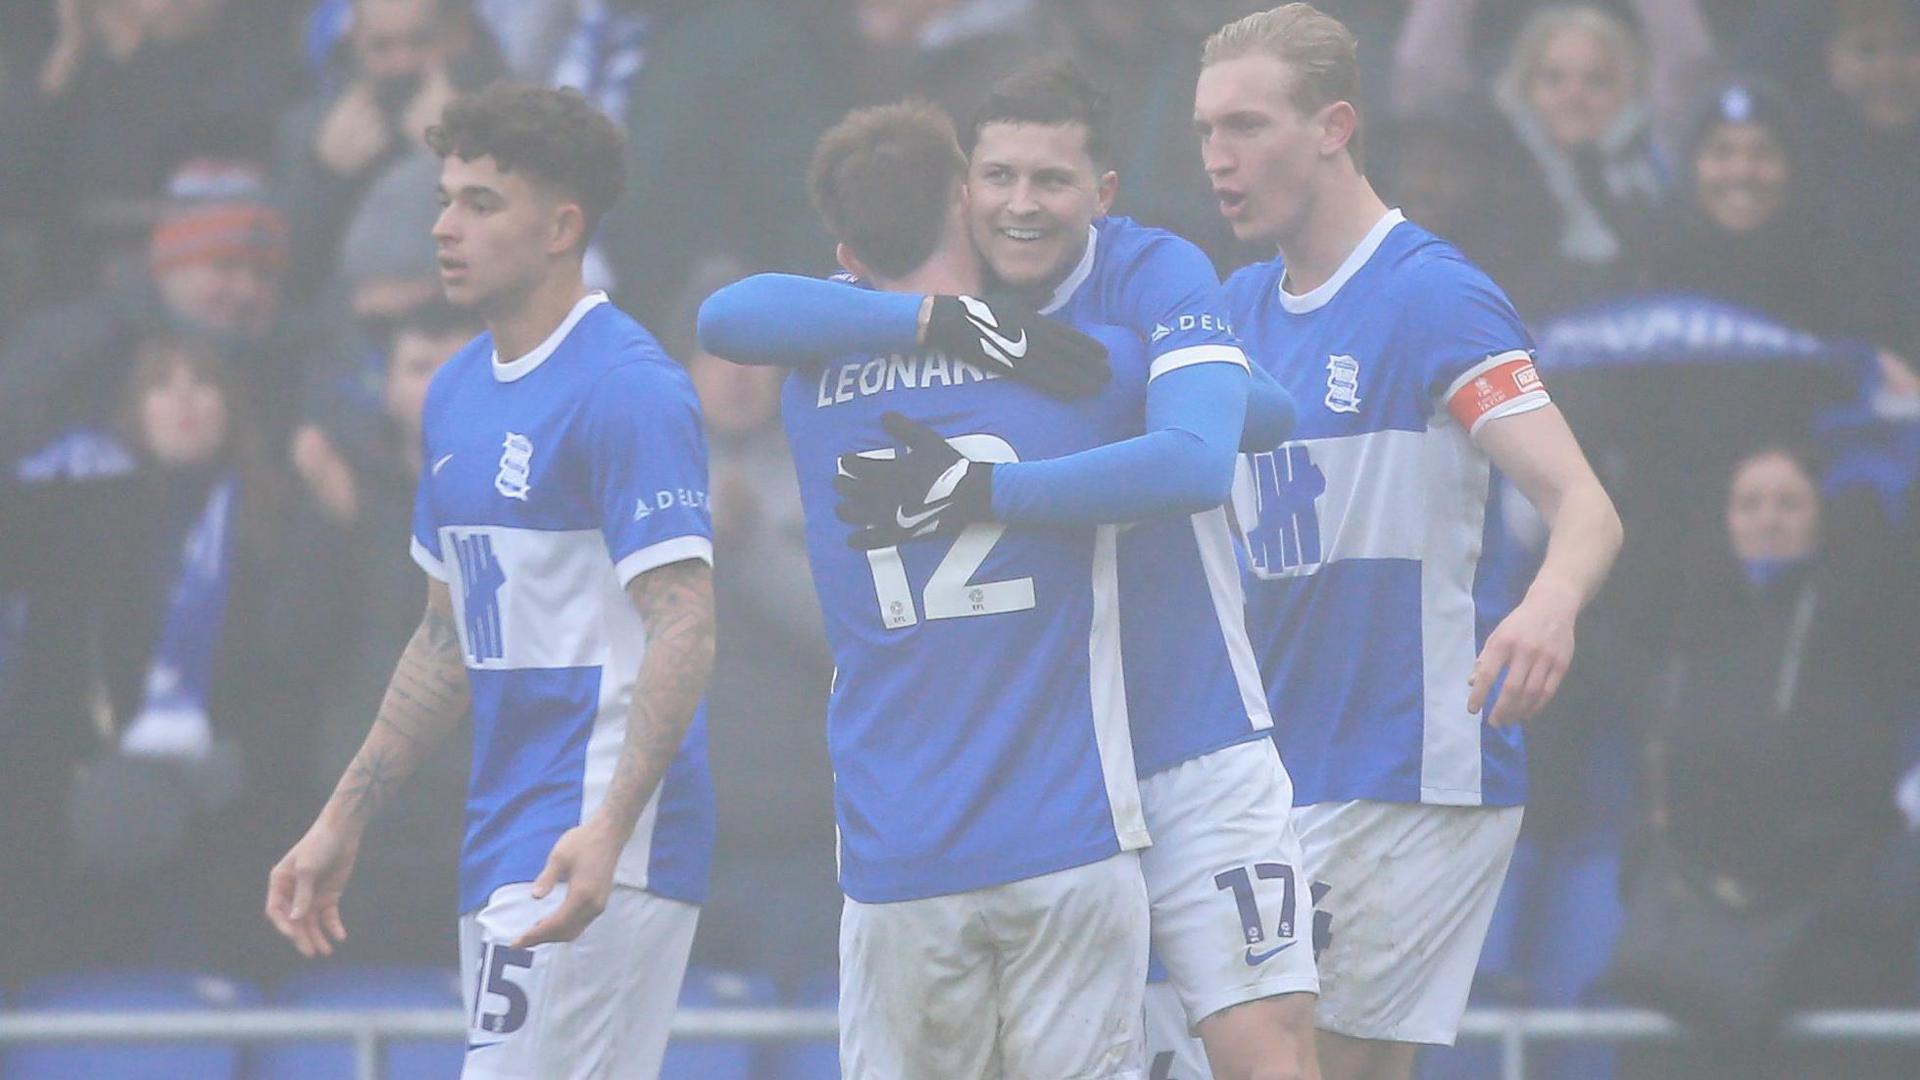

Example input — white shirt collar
[1038,224,1100,315]
[492,291,609,383]
[1276,209,1405,315]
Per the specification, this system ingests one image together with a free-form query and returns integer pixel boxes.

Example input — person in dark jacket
[1628,445,1918,1078]
[4,332,315,980]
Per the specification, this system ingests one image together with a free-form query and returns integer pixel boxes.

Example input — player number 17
[858,433,1035,629]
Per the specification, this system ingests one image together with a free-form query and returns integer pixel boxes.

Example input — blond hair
[1495,5,1644,119]
[1203,4,1366,171]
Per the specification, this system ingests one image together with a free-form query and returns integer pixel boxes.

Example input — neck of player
[879,216,983,296]
[1276,170,1390,297]
[488,262,591,362]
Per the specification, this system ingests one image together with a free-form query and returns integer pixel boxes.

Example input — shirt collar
[1276,209,1404,315]
[1038,224,1099,316]
[492,291,608,383]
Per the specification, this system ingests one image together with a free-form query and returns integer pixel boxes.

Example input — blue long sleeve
[696,273,922,366]
[1241,359,1298,451]
[990,362,1248,525]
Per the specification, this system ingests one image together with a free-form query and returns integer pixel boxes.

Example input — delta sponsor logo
[634,487,712,520]
[1153,313,1233,342]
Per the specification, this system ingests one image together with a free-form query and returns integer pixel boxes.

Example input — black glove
[923,294,1111,399]
[835,412,993,550]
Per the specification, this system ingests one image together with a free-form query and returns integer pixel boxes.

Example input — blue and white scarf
[119,474,239,762]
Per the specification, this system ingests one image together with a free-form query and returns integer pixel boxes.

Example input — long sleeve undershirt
[697,272,1296,524]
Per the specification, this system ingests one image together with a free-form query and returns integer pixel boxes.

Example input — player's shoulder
[1222,256,1284,314]
[1380,218,1510,307]
[422,332,495,409]
[1095,215,1214,276]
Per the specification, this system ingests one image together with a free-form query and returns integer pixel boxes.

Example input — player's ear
[1095,170,1118,216]
[835,242,871,281]
[549,201,587,257]
[1319,101,1358,162]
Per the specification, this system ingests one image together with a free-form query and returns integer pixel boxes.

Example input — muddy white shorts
[1139,740,1319,1030]
[1296,800,1522,1045]
[457,881,699,1079]
[838,851,1151,1080]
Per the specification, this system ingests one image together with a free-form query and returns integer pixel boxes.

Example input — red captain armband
[1444,351,1550,435]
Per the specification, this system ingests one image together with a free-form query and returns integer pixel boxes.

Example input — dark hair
[426,83,628,239]
[964,56,1113,167]
[390,297,485,347]
[808,101,968,280]
[115,333,283,550]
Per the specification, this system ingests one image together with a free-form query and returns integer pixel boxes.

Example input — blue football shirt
[1225,211,1550,807]
[783,325,1154,903]
[410,292,716,913]
[1037,215,1275,777]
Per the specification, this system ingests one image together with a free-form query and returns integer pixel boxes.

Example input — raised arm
[266,577,470,958]
[513,558,716,947]
[1468,403,1624,726]
[1629,0,1719,164]
[698,275,1109,397]
[1389,0,1484,118]
[697,273,922,367]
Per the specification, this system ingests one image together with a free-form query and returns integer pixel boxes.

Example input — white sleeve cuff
[615,534,715,586]
[410,536,450,582]
[1469,394,1552,437]
[1149,344,1249,381]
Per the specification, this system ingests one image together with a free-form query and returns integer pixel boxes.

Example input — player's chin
[984,241,1063,291]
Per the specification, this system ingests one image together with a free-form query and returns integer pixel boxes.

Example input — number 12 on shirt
[857,433,1034,629]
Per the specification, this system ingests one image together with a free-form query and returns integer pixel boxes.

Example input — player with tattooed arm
[265,84,716,1080]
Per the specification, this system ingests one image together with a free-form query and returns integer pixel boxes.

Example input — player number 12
[858,433,1035,629]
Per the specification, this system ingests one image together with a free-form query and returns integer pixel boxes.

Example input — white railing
[1,1007,1917,1079]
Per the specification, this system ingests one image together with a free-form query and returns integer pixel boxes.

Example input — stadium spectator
[670,265,840,983]
[1618,446,1917,1076]
[0,159,324,470]
[597,0,840,327]
[837,0,1053,120]
[10,333,312,979]
[25,0,294,299]
[282,302,479,966]
[1652,79,1905,345]
[1392,0,1715,315]
[1800,0,1920,359]
[287,144,447,524]
[272,0,503,292]
[1381,110,1562,319]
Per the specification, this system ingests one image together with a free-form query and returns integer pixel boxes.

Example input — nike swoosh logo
[1244,940,1298,966]
[466,1039,504,1052]
[433,453,455,475]
[894,499,950,531]
[958,297,1028,360]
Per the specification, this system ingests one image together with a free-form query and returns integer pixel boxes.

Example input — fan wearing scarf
[2,331,296,974]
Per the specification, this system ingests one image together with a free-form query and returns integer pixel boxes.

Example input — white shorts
[839,852,1151,1080]
[457,882,700,1079]
[1139,740,1319,1029]
[1296,800,1523,1045]
[1143,980,1212,1080]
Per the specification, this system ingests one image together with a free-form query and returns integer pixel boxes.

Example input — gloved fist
[922,294,1111,399]
[835,412,993,550]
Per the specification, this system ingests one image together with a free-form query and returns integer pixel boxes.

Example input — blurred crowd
[0,0,1915,1071]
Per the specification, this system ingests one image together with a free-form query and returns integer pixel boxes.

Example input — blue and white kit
[1227,209,1549,1045]
[411,291,713,1076]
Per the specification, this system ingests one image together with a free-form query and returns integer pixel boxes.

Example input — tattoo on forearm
[333,597,471,824]
[601,560,715,829]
